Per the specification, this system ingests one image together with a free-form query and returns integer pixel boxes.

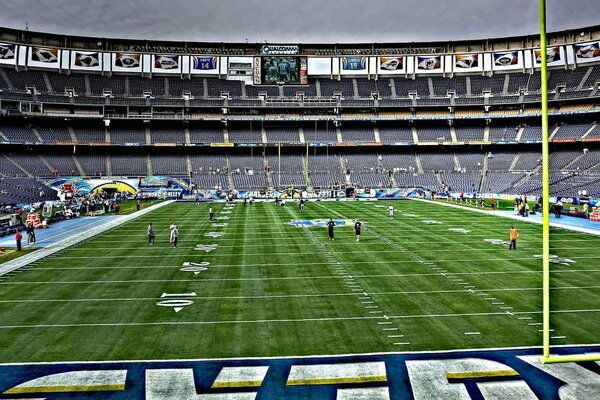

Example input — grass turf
[0,199,597,363]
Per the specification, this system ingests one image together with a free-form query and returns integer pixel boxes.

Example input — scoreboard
[253,45,307,85]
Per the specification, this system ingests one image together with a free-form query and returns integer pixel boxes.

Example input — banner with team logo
[533,46,563,67]
[454,53,479,70]
[29,47,59,66]
[154,55,179,70]
[416,56,441,71]
[493,51,520,70]
[0,43,16,65]
[113,52,141,70]
[72,51,101,70]
[0,43,15,60]
[193,56,217,70]
[378,57,404,73]
[341,57,366,71]
[575,41,600,63]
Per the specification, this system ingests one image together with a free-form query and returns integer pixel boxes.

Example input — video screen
[261,56,301,84]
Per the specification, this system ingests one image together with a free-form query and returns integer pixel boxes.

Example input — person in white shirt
[170,226,179,248]
[388,205,394,220]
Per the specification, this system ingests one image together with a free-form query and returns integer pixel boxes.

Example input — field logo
[4,348,600,398]
[448,228,471,233]
[484,238,510,246]
[156,292,197,313]
[533,254,576,266]
[180,262,210,275]
[289,219,358,228]
[204,232,223,238]
[195,244,218,252]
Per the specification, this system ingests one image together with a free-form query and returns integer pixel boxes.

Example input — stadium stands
[1,40,600,201]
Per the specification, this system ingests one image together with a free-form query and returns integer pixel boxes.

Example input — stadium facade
[1,25,600,203]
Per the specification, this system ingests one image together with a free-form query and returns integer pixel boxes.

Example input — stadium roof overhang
[0,24,599,56]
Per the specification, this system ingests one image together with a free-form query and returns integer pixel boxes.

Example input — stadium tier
[0,27,600,204]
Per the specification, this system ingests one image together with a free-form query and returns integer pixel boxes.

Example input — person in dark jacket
[327,218,335,241]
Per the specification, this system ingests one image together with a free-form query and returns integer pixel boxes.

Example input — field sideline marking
[0,201,175,277]
[2,342,600,366]
[412,198,600,237]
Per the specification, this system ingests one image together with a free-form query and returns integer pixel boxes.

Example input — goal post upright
[540,0,552,362]
[539,0,600,364]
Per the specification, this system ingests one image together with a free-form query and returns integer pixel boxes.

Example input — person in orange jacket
[509,225,519,250]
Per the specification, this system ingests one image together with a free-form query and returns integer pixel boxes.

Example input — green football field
[0,199,598,363]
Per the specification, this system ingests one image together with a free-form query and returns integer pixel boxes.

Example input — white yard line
[3,270,600,286]
[0,308,598,330]
[24,256,599,270]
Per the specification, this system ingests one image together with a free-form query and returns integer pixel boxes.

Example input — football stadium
[0,2,600,398]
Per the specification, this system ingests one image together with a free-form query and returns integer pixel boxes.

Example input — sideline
[412,198,600,236]
[0,200,174,277]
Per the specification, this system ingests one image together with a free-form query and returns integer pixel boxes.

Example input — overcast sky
[0,0,599,44]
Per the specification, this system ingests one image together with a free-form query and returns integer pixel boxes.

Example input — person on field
[209,207,214,222]
[388,205,394,219]
[509,225,519,250]
[327,218,335,241]
[555,200,563,218]
[354,220,363,242]
[147,223,155,245]
[15,229,22,251]
[170,225,179,248]
[26,222,36,244]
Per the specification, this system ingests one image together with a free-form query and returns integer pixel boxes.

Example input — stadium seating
[0,178,55,204]
[1,59,600,199]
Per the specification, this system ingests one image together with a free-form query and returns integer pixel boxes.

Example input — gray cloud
[0,0,598,44]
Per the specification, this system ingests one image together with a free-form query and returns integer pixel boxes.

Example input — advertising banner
[72,52,101,70]
[533,46,563,67]
[154,55,179,70]
[575,41,600,63]
[454,53,479,69]
[341,57,367,71]
[379,57,404,72]
[0,43,15,60]
[416,56,441,71]
[193,56,217,70]
[114,52,141,70]
[494,51,519,66]
[0,43,16,65]
[29,47,59,67]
